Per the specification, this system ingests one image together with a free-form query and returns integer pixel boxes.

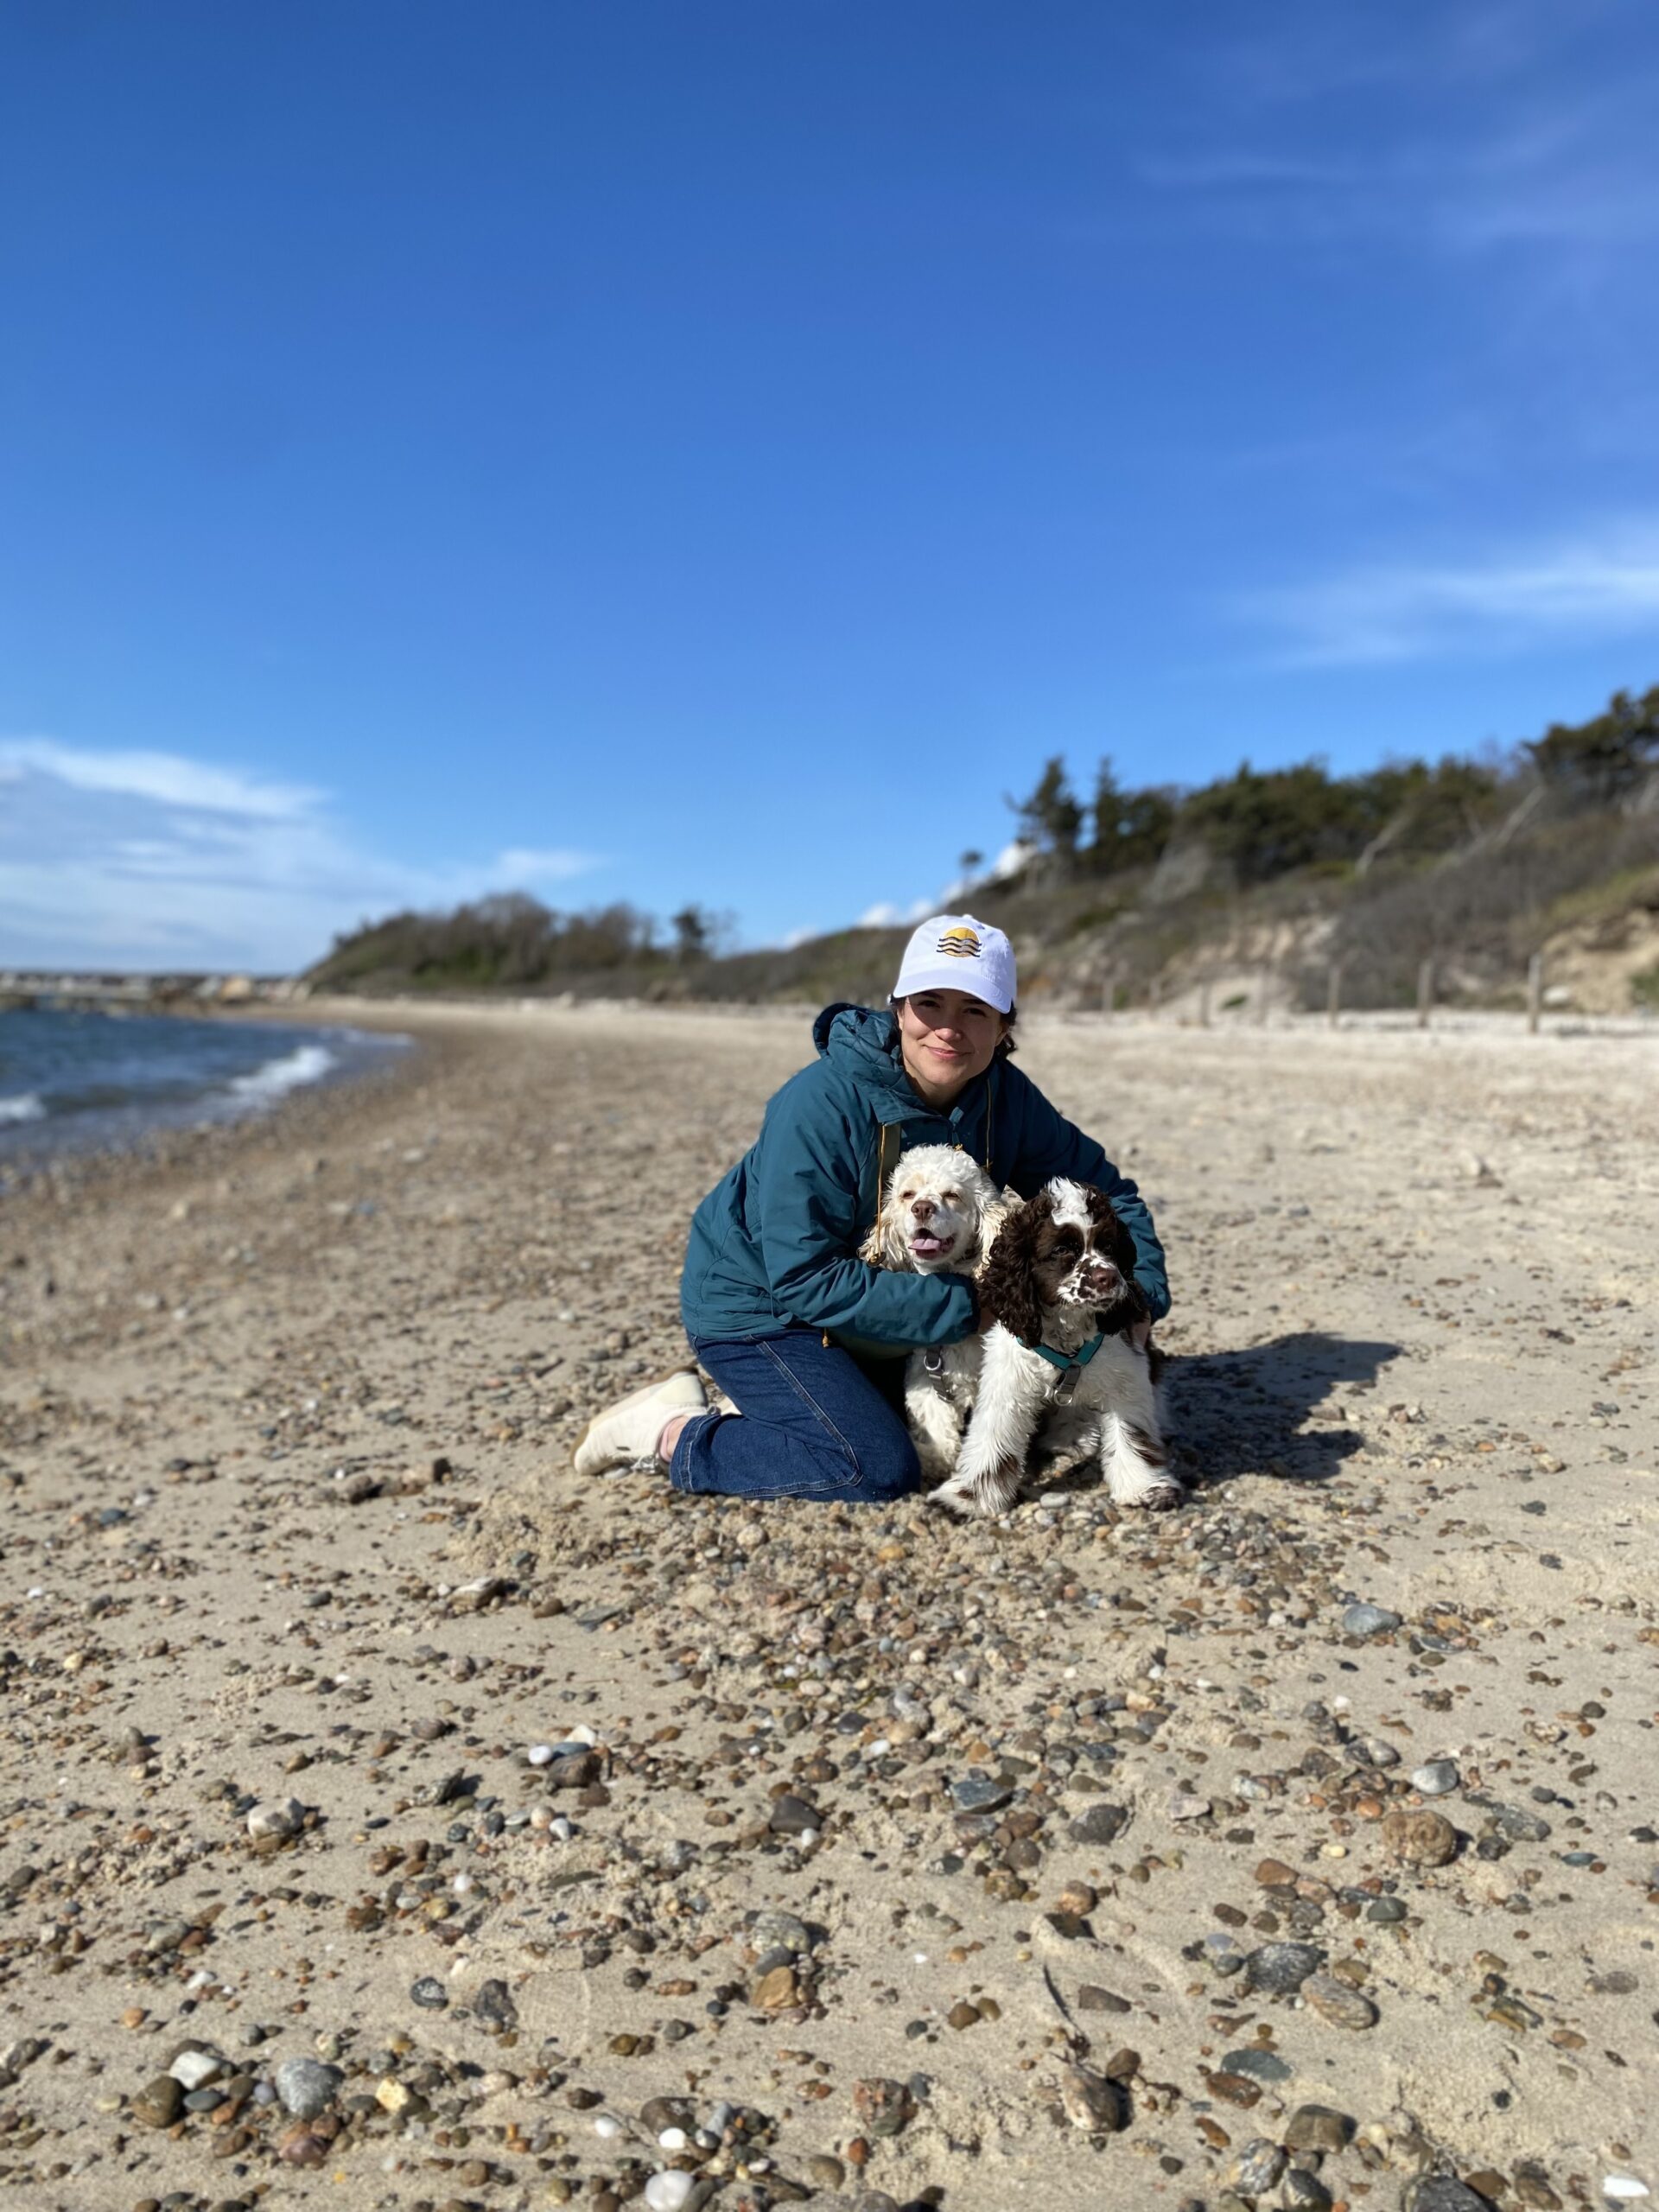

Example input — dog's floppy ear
[969,1186,1022,1280]
[1084,1184,1138,1276]
[978,1191,1051,1347]
[1084,1185,1147,1336]
[1097,1274,1150,1338]
[859,1184,899,1266]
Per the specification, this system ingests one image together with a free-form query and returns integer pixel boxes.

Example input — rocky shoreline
[2,1003,1655,2211]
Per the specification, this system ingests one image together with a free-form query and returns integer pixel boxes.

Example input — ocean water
[0,1005,409,1163]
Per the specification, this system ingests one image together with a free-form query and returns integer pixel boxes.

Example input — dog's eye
[944,1190,961,1205]
[1053,1230,1082,1254]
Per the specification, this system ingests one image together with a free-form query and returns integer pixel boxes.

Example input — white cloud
[856,897,935,930]
[1237,522,1659,665]
[494,846,607,887]
[1128,27,1659,259]
[0,738,605,972]
[0,736,318,818]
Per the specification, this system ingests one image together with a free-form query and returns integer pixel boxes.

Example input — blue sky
[3,0,1659,969]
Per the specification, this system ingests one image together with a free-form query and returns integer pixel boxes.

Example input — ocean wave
[0,1092,46,1124]
[226,1042,337,1104]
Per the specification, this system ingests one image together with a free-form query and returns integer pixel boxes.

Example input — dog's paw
[931,1461,1023,1519]
[1108,1465,1184,1511]
[926,1478,976,1516]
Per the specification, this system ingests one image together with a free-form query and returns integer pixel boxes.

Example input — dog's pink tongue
[910,1234,948,1255]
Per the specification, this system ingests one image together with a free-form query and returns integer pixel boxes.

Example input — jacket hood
[812,1001,919,1117]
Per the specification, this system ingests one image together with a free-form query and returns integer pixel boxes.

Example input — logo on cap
[937,925,982,957]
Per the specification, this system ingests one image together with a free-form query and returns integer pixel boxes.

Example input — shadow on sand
[1168,1330,1404,1490]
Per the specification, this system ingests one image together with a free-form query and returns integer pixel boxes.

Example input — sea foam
[226,1042,337,1103]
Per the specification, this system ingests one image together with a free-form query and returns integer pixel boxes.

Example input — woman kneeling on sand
[575,915,1170,1502]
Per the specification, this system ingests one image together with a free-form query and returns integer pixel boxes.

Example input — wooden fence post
[1327,961,1343,1029]
[1527,951,1543,1035]
[1416,957,1434,1029]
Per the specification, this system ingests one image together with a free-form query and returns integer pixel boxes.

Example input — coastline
[2,1004,1656,2208]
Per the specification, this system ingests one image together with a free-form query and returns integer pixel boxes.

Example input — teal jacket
[679,1004,1170,1353]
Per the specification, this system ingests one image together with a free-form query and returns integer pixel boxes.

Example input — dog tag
[923,1350,944,1376]
[1056,1366,1080,1402]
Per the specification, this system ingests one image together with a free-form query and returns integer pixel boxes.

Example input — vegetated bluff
[306,683,1659,1015]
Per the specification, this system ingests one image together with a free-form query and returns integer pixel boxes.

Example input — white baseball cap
[891,913,1016,1014]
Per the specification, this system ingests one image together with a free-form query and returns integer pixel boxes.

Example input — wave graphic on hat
[892,912,1016,1013]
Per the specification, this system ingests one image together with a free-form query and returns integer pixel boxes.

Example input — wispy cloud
[1129,7,1659,257]
[857,898,934,930]
[495,846,606,886]
[0,736,318,819]
[1237,521,1659,665]
[0,739,605,972]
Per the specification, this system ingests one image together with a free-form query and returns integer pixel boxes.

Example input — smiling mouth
[910,1232,951,1256]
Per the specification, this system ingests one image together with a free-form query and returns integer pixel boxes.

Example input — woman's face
[896,988,1007,1105]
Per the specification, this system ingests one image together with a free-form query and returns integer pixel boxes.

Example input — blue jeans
[669,1331,921,1503]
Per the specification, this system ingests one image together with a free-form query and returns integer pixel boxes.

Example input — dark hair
[890,995,1018,1057]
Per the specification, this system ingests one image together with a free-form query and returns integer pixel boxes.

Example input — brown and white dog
[860,1143,1017,1482]
[930,1176,1178,1519]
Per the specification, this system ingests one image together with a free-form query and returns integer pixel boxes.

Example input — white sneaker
[572,1370,706,1477]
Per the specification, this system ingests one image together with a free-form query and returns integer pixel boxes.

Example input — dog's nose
[1082,1260,1121,1292]
[911,1198,936,1223]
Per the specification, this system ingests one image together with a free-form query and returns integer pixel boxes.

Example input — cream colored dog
[861,1142,1017,1482]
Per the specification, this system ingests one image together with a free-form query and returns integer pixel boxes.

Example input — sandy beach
[3,999,1656,2212]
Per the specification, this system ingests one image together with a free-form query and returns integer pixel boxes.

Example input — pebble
[850,2078,914,2139]
[410,1976,449,2010]
[1068,1802,1128,1846]
[1480,1799,1553,1843]
[1383,1808,1459,1867]
[1243,1942,1325,1994]
[1284,2105,1354,2152]
[168,2050,222,2091]
[1341,1603,1402,1637]
[245,1796,305,1840]
[1220,2048,1292,2083]
[1405,2180,1498,2212]
[752,1964,801,2011]
[768,1794,822,1836]
[1055,2064,1128,2133]
[1227,2139,1288,2196]
[952,1777,1013,1814]
[1284,2173,1334,2211]
[131,2075,184,2129]
[644,2176,695,2212]
[473,1977,518,2031]
[274,2057,341,2117]
[750,1911,813,1955]
[1077,1985,1131,2014]
[1412,1760,1460,1796]
[1301,1973,1379,2030]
